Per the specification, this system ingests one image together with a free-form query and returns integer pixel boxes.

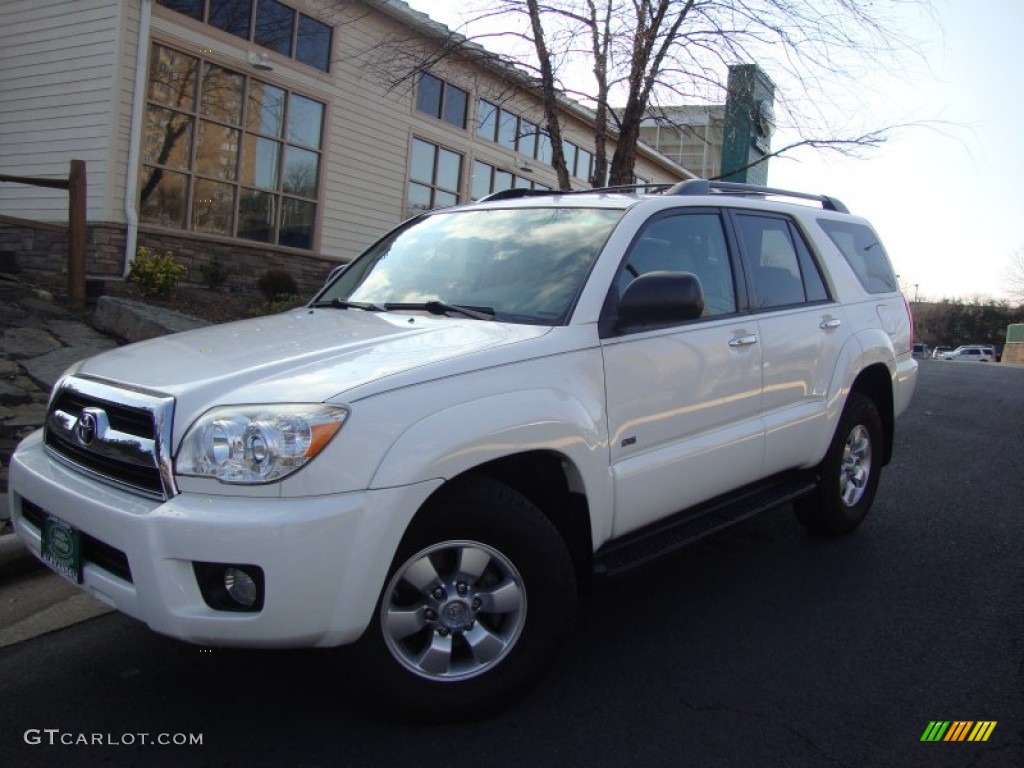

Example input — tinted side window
[617,212,737,317]
[734,214,814,309]
[817,219,898,294]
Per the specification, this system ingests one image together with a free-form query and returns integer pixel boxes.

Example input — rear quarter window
[817,219,898,294]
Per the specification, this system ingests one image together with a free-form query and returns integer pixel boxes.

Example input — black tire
[794,392,884,535]
[333,476,577,720]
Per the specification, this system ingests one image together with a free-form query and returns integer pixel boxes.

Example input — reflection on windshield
[321,207,623,324]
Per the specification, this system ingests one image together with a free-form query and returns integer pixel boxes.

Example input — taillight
[903,294,914,351]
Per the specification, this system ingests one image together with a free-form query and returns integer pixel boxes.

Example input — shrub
[199,257,230,291]
[260,293,306,315]
[128,246,187,297]
[257,268,299,301]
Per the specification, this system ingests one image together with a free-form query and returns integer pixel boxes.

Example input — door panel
[600,209,765,538]
[729,210,851,474]
[603,320,765,537]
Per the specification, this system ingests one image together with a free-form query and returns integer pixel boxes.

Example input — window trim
[414,73,469,130]
[405,136,464,219]
[155,0,334,74]
[599,207,745,338]
[469,158,546,200]
[726,209,833,313]
[140,40,326,250]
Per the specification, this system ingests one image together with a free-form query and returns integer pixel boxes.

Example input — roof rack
[664,179,849,213]
[479,182,675,203]
[478,188,554,202]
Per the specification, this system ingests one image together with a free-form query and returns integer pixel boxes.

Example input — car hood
[74,308,549,435]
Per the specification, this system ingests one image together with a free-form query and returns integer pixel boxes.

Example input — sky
[405,0,1024,303]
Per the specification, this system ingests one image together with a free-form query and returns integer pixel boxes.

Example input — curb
[0,530,41,580]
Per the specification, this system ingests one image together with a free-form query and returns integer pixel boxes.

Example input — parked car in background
[940,345,996,362]
[931,345,952,359]
[912,343,929,358]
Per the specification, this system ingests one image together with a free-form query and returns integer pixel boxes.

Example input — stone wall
[0,218,344,296]
[0,218,124,277]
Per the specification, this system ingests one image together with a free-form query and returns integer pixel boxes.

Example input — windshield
[318,207,623,324]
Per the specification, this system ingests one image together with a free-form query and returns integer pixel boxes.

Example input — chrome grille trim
[43,376,177,500]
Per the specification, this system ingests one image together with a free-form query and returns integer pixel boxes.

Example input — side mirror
[618,271,704,329]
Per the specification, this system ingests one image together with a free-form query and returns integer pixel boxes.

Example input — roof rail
[664,179,850,213]
[479,183,675,203]
[478,188,554,202]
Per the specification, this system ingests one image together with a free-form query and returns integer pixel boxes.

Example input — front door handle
[819,318,842,330]
[729,334,759,347]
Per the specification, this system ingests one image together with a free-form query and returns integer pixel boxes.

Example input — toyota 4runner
[9,179,917,718]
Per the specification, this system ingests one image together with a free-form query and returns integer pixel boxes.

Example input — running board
[593,473,818,579]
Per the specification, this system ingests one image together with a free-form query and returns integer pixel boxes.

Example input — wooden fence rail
[0,159,87,310]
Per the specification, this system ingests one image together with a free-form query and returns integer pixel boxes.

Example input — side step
[593,473,818,579]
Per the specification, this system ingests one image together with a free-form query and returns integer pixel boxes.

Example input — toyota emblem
[75,407,107,446]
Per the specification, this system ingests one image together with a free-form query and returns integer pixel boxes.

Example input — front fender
[368,389,613,542]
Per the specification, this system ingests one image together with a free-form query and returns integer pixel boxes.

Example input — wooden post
[67,159,87,311]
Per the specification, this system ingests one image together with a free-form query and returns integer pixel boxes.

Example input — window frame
[415,73,468,130]
[727,209,832,311]
[405,137,464,219]
[139,41,325,250]
[601,207,744,337]
[156,0,333,73]
[816,217,898,295]
[469,159,546,200]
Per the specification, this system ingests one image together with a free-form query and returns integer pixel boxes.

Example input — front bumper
[9,429,440,648]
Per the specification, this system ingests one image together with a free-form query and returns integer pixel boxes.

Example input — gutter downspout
[123,0,153,277]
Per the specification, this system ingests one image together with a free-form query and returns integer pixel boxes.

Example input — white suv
[9,180,917,718]
[940,345,995,362]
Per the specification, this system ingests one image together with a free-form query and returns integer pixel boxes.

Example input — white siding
[0,0,123,222]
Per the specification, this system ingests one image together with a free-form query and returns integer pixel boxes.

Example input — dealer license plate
[40,515,82,584]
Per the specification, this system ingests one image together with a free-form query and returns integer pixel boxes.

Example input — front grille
[43,377,175,500]
[21,498,133,583]
[46,429,165,495]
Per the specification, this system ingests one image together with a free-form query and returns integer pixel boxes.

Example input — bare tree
[1005,248,1024,305]
[358,0,935,189]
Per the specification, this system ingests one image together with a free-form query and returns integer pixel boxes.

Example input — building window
[537,131,552,164]
[407,138,462,218]
[470,160,546,200]
[157,0,333,73]
[496,108,518,149]
[140,43,324,249]
[472,98,592,181]
[517,120,539,158]
[575,147,593,180]
[415,73,468,129]
[476,100,498,141]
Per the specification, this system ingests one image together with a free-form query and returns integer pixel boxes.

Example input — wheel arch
[415,451,595,593]
[849,362,895,465]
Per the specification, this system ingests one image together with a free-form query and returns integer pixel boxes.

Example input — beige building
[0,0,694,292]
[637,105,725,181]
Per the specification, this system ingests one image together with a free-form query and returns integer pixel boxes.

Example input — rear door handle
[819,318,842,330]
[729,334,759,347]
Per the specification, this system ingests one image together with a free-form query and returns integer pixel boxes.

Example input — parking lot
[1,360,1021,767]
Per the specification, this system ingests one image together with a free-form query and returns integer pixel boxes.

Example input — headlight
[176,404,347,484]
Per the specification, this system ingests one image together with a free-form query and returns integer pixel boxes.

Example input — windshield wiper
[384,300,495,321]
[312,298,386,311]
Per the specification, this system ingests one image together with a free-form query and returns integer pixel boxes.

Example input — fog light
[224,567,258,607]
[193,562,264,612]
